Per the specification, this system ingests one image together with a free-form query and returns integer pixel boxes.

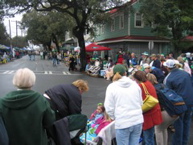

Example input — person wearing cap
[139,52,151,66]
[104,64,143,145]
[0,68,55,145]
[143,63,165,83]
[150,54,161,68]
[163,59,193,145]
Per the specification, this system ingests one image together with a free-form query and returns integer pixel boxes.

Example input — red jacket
[139,81,162,130]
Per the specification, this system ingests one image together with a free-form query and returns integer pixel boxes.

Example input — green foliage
[21,10,74,47]
[11,36,28,48]
[3,0,126,70]
[140,0,193,53]
[0,21,10,46]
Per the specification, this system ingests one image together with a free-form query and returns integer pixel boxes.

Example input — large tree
[3,0,124,70]
[139,0,193,55]
[11,36,28,48]
[0,22,10,46]
[21,10,74,51]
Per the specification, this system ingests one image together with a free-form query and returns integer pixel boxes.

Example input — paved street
[0,55,193,145]
[0,55,110,117]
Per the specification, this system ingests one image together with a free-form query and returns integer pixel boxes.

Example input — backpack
[154,83,187,117]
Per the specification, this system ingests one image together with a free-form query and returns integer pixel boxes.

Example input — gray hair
[13,68,36,89]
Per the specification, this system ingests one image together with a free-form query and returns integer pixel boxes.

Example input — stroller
[53,114,88,145]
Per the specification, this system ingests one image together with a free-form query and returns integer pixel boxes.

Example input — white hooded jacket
[104,76,144,129]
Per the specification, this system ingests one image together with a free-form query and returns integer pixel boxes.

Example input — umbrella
[85,43,111,52]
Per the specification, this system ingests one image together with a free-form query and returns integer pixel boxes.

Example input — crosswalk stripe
[8,71,14,74]
[0,71,80,75]
[67,72,71,75]
[3,71,9,74]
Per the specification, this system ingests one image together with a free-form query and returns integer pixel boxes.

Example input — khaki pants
[155,110,178,145]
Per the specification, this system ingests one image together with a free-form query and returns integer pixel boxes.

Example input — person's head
[150,54,157,60]
[143,63,151,73]
[72,79,89,94]
[13,68,36,89]
[163,59,176,71]
[133,70,147,83]
[142,52,149,58]
[112,64,126,82]
[146,73,158,85]
[131,52,135,58]
[96,103,105,114]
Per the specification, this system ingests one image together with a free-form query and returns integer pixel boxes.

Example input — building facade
[95,0,171,61]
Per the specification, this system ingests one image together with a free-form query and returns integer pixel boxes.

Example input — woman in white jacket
[104,64,144,145]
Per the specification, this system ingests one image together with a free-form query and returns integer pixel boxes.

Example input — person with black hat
[104,64,143,145]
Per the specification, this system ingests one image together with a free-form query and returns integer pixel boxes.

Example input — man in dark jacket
[150,54,161,68]
[163,59,193,145]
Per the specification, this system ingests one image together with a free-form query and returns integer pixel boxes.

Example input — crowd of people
[1,50,193,145]
[103,51,193,145]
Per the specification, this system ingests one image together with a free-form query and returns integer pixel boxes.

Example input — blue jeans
[53,58,57,66]
[143,126,155,145]
[116,123,142,145]
[172,106,193,145]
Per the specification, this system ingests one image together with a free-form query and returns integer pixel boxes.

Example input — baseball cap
[142,52,149,56]
[150,54,156,57]
[113,64,126,76]
[163,59,176,68]
[143,63,150,69]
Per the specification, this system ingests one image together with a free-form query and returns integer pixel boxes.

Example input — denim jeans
[172,106,193,145]
[116,123,142,145]
[143,126,155,145]
[53,58,57,66]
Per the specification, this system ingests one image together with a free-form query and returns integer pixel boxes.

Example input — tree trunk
[52,33,60,52]
[78,34,86,71]
[73,26,87,71]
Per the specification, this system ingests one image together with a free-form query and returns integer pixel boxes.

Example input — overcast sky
[3,14,25,38]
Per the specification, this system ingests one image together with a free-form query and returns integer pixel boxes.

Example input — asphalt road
[0,55,193,145]
[0,55,110,116]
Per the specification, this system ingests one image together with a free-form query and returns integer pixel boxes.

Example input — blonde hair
[112,72,122,82]
[72,79,89,92]
[146,73,158,85]
[13,68,36,89]
[104,111,112,121]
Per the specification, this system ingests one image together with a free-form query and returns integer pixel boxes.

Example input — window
[135,12,143,27]
[111,18,115,31]
[101,25,105,34]
[119,14,124,29]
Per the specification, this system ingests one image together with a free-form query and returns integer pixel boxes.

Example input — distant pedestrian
[0,68,55,145]
[69,55,75,71]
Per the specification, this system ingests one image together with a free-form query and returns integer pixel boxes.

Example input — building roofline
[96,35,170,44]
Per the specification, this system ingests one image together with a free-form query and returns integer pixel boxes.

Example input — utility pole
[9,20,12,50]
[16,20,18,37]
